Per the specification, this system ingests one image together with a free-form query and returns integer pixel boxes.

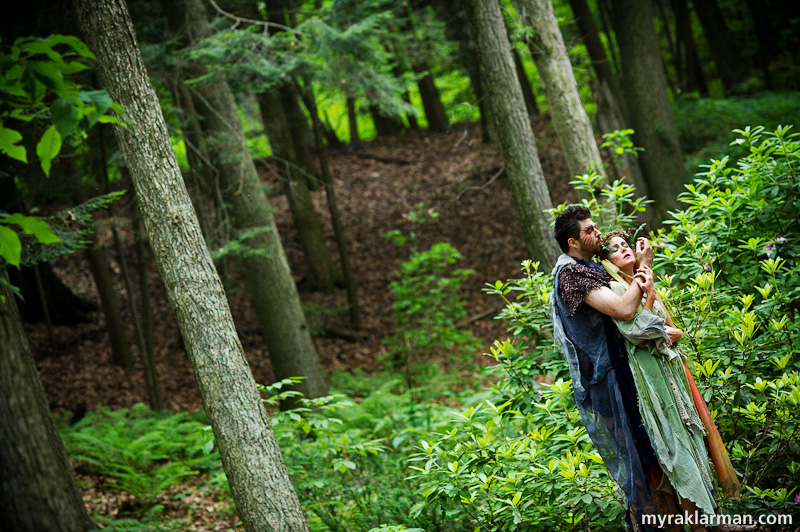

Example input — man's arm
[583,282,644,321]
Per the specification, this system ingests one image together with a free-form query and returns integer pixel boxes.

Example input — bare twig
[206,0,300,34]
[452,164,505,202]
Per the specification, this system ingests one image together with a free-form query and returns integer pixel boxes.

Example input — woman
[599,231,742,530]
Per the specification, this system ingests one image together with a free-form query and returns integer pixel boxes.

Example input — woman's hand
[636,238,655,268]
[664,325,683,345]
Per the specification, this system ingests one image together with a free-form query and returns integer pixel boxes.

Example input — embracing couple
[550,205,744,532]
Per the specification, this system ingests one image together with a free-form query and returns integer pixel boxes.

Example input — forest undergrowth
[28,112,800,531]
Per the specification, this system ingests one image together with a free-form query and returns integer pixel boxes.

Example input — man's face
[576,218,602,256]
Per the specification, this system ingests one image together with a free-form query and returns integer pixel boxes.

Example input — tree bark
[692,0,750,93]
[158,0,329,404]
[512,46,539,117]
[73,1,312,529]
[0,267,93,532]
[463,0,560,266]
[112,223,162,410]
[515,0,605,183]
[86,232,132,370]
[299,84,362,329]
[346,96,359,142]
[568,0,625,116]
[412,63,449,132]
[673,0,708,95]
[611,0,686,225]
[257,90,340,292]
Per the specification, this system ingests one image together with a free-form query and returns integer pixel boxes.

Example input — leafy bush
[263,378,463,532]
[408,125,800,529]
[654,125,800,513]
[407,261,626,531]
[384,208,482,391]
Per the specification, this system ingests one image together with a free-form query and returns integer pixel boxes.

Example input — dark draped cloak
[551,254,660,526]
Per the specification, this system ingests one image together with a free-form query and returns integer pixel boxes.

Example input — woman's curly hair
[599,224,646,261]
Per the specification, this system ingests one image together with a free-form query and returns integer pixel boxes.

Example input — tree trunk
[346,96,359,143]
[74,1,311,530]
[370,101,406,137]
[742,0,773,89]
[463,0,560,266]
[412,63,449,133]
[611,0,686,225]
[112,223,162,410]
[299,84,362,329]
[568,0,626,117]
[655,0,681,97]
[0,267,93,532]
[280,83,321,191]
[692,0,750,93]
[673,0,708,95]
[86,232,132,370]
[160,0,329,400]
[8,264,96,325]
[257,90,340,292]
[512,46,539,117]
[515,0,605,183]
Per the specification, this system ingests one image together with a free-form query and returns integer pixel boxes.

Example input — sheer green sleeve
[609,281,675,357]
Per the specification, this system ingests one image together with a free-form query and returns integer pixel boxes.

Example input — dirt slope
[29,119,573,414]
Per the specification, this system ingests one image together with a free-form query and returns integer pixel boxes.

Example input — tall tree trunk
[412,64,450,133]
[262,0,320,190]
[512,46,540,117]
[567,0,626,117]
[299,84,362,330]
[74,1,311,530]
[112,223,162,410]
[612,0,686,225]
[0,267,93,532]
[86,232,132,370]
[463,0,560,266]
[370,101,406,137]
[257,90,340,292]
[673,0,708,95]
[655,0,681,97]
[346,96,359,143]
[161,0,330,400]
[515,0,605,183]
[567,0,646,197]
[742,0,773,89]
[692,0,750,94]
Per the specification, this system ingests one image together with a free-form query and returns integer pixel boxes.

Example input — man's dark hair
[553,205,591,253]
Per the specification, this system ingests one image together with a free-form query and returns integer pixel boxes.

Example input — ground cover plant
[53,123,799,531]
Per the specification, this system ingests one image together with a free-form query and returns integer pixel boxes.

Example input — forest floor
[30,118,575,415]
[29,119,578,530]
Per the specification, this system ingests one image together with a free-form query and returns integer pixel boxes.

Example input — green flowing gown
[609,280,717,515]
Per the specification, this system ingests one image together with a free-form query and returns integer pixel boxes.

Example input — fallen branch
[457,304,505,327]
[452,164,505,202]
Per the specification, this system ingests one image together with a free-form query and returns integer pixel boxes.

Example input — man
[550,205,661,531]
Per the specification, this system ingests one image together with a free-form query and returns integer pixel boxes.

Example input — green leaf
[0,225,22,267]
[50,97,79,137]
[36,125,62,177]
[3,214,61,245]
[0,127,27,162]
[45,34,96,59]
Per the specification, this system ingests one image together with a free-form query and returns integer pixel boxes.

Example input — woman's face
[607,236,635,269]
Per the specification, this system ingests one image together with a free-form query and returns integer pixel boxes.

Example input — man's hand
[664,325,683,345]
[636,238,655,268]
